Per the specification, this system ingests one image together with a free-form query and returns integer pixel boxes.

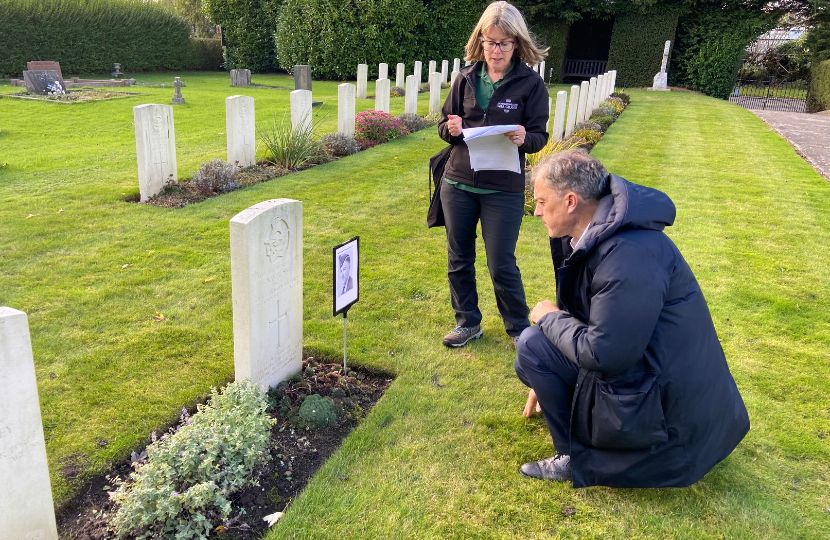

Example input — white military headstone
[586,77,597,118]
[226,95,256,168]
[594,74,605,109]
[539,61,546,81]
[396,62,405,88]
[565,84,580,138]
[337,83,355,137]
[405,74,418,115]
[552,91,567,141]
[357,63,368,99]
[413,60,422,83]
[453,58,461,72]
[290,89,312,132]
[134,104,177,202]
[450,69,460,87]
[547,96,552,132]
[0,307,59,540]
[429,72,442,116]
[378,63,388,81]
[231,199,303,391]
[610,70,618,94]
[375,78,390,113]
[577,80,590,124]
[441,60,449,84]
[428,60,436,79]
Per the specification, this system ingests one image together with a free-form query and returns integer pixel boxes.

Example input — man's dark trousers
[515,326,579,454]
[441,181,529,336]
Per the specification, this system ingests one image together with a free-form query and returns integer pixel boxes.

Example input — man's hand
[522,389,542,417]
[504,124,526,146]
[530,300,558,324]
[447,114,463,137]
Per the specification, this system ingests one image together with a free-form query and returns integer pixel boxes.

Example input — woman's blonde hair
[464,1,548,66]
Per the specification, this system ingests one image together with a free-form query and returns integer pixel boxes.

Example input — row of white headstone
[548,70,618,143]
[1,194,306,538]
[356,59,460,97]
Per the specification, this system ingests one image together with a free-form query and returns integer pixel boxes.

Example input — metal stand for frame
[342,311,348,374]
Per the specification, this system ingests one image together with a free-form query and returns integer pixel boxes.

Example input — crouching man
[516,150,749,487]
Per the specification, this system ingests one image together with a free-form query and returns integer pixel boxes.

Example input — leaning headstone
[375,78,390,113]
[23,70,64,95]
[395,63,405,88]
[652,41,671,91]
[441,60,449,84]
[413,60,423,83]
[338,83,356,137]
[450,69,460,87]
[405,74,418,115]
[356,64,368,99]
[226,95,256,168]
[552,91,567,141]
[230,200,303,391]
[293,65,312,91]
[0,307,59,540]
[577,80,590,124]
[429,72,442,115]
[565,84,580,138]
[172,77,185,105]
[378,63,388,81]
[290,89,312,132]
[453,58,461,72]
[134,104,177,202]
[230,69,251,87]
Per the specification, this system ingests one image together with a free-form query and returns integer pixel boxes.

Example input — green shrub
[0,0,209,77]
[671,7,775,99]
[189,38,224,71]
[109,380,274,539]
[575,120,602,133]
[808,59,830,113]
[590,114,614,131]
[203,0,281,72]
[298,394,337,428]
[605,97,626,115]
[610,91,630,105]
[571,128,602,146]
[398,113,429,132]
[606,12,680,88]
[355,110,410,149]
[259,116,324,169]
[594,103,618,118]
[320,133,362,157]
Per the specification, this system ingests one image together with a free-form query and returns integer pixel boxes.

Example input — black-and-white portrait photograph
[333,237,359,315]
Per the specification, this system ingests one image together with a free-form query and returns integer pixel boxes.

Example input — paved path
[752,110,830,181]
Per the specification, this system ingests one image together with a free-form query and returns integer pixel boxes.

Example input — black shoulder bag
[427,145,452,228]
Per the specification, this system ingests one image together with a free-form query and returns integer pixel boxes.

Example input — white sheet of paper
[462,124,521,174]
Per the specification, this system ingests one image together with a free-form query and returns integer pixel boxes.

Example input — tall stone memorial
[134,104,177,202]
[226,95,256,168]
[652,41,671,91]
[395,63,405,88]
[357,64,368,99]
[338,83,356,137]
[231,200,303,391]
[0,307,59,540]
[405,75,418,115]
[290,90,312,132]
[375,78,390,113]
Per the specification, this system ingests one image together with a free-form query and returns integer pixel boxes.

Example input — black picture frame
[332,236,359,316]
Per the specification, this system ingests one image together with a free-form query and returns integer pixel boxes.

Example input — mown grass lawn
[1,74,828,538]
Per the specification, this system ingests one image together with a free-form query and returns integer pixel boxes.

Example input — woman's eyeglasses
[480,39,515,52]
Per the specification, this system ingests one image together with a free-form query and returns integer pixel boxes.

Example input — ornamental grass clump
[355,110,410,149]
[259,115,324,170]
[109,380,274,540]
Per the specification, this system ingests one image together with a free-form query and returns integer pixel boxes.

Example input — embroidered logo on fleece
[496,98,519,112]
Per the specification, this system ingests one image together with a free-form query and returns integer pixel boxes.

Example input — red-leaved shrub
[354,110,410,148]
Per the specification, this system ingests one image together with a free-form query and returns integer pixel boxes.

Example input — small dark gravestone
[23,70,65,95]
[293,65,312,91]
[230,69,251,87]
[172,77,185,104]
[26,61,63,80]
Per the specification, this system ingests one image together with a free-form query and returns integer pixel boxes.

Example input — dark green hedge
[276,0,485,79]
[532,20,568,82]
[204,0,282,72]
[0,0,214,77]
[808,59,830,112]
[671,7,775,99]
[605,12,679,88]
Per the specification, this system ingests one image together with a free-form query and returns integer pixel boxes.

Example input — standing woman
[437,1,549,347]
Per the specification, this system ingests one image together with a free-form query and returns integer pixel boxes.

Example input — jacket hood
[572,175,676,257]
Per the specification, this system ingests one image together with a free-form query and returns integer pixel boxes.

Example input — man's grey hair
[534,149,610,201]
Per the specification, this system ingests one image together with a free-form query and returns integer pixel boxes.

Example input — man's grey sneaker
[442,325,483,348]
[520,453,572,481]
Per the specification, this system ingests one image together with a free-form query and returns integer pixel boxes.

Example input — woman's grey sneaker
[442,325,483,347]
[520,453,572,481]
